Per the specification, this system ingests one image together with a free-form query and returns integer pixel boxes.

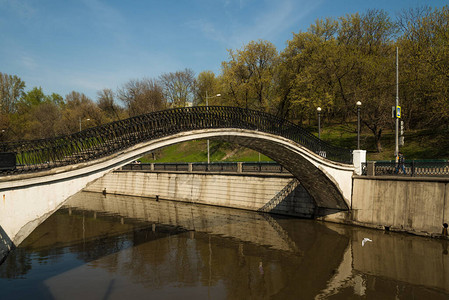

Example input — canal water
[0,192,448,299]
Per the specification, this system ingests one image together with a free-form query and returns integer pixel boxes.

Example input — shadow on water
[0,191,448,299]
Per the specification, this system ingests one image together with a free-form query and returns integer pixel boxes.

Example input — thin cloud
[80,0,130,46]
[20,54,38,70]
[186,19,228,44]
[189,0,322,49]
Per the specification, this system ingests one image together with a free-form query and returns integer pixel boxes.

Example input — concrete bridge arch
[0,106,358,260]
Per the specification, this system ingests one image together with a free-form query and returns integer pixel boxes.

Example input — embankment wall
[351,176,449,236]
[86,171,449,237]
[84,170,316,218]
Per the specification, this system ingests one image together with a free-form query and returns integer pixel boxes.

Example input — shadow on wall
[0,225,14,265]
[259,179,341,218]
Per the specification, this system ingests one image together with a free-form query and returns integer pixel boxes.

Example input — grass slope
[140,140,272,163]
[138,123,449,163]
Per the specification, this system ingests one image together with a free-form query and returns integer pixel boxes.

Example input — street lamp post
[395,47,400,161]
[79,117,91,132]
[317,107,322,140]
[356,101,362,150]
[205,92,221,164]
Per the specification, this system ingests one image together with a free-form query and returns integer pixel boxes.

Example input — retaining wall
[84,170,316,218]
[86,171,449,237]
[351,176,449,236]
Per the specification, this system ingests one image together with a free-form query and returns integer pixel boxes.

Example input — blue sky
[0,0,446,100]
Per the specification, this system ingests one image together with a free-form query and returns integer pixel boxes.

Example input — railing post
[150,163,154,171]
[352,150,366,175]
[237,162,243,173]
[367,161,375,176]
[188,163,193,172]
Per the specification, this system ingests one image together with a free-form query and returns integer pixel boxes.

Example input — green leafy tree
[195,71,220,106]
[220,40,279,112]
[279,10,396,152]
[21,86,47,106]
[278,29,337,123]
[0,72,25,114]
[398,5,449,128]
[337,10,397,152]
[9,87,63,140]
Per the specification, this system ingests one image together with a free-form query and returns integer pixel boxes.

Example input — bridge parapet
[362,160,449,177]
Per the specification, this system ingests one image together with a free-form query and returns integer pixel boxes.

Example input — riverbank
[84,168,449,239]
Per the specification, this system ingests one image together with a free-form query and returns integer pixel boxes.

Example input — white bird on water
[362,238,372,247]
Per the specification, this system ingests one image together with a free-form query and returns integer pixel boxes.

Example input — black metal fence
[0,106,353,175]
[362,160,449,177]
[241,162,287,173]
[121,162,290,174]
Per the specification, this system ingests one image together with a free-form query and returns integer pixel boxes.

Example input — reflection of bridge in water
[52,192,449,295]
[2,192,448,298]
[68,193,449,299]
[3,192,351,299]
[66,191,301,253]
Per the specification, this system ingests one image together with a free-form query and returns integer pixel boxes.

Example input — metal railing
[121,162,291,174]
[362,160,449,177]
[0,106,353,175]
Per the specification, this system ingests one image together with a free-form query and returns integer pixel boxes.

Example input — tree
[279,10,396,152]
[337,10,397,152]
[97,89,123,122]
[58,91,102,134]
[9,87,63,140]
[159,68,196,108]
[117,78,165,117]
[195,71,220,106]
[27,102,61,139]
[278,29,338,122]
[0,72,25,114]
[21,87,48,107]
[220,40,279,112]
[397,6,449,128]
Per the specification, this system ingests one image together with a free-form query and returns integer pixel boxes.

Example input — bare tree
[97,89,122,121]
[117,78,165,117]
[159,68,196,107]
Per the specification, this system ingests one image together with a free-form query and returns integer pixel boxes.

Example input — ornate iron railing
[122,162,291,174]
[361,160,449,177]
[0,106,353,175]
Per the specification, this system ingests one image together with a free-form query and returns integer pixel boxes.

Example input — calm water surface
[0,192,448,299]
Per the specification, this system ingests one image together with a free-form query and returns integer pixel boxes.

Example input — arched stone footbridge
[0,106,361,259]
